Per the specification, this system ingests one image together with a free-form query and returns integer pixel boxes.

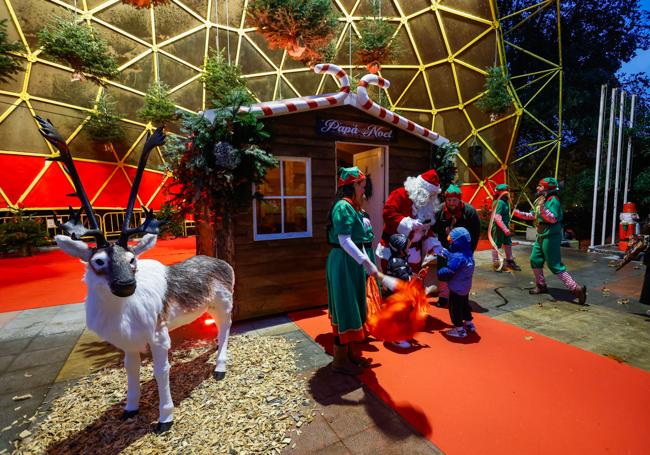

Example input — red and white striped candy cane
[246,63,350,117]
[356,74,441,143]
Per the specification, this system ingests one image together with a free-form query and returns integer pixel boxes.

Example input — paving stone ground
[0,243,648,453]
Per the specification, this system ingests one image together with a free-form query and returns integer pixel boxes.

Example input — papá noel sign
[316,118,394,141]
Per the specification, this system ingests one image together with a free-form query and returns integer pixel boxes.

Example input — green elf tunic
[529,195,566,274]
[326,199,369,344]
[491,198,512,248]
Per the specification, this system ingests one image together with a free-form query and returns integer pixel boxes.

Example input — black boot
[331,344,362,375]
[573,284,587,305]
[529,284,549,295]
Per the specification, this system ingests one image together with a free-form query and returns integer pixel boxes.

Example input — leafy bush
[0,19,22,83]
[163,90,278,217]
[0,208,49,256]
[476,66,513,117]
[37,17,119,82]
[157,202,186,237]
[430,141,459,191]
[85,92,124,142]
[138,81,177,126]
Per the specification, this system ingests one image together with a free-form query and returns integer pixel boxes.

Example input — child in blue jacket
[437,227,475,338]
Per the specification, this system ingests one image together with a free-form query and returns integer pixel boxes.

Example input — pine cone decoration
[213,141,241,170]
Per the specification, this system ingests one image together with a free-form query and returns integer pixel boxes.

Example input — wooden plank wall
[232,105,432,320]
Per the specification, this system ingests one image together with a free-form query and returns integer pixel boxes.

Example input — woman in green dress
[326,167,379,375]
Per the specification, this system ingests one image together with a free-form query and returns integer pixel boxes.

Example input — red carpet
[0,237,196,313]
[290,307,650,455]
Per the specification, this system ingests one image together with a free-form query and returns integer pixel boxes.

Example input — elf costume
[513,177,587,303]
[433,184,481,252]
[490,184,521,271]
[326,167,377,374]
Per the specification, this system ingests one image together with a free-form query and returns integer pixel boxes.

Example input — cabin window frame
[252,157,312,241]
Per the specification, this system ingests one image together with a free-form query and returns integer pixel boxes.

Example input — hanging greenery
[163,90,278,216]
[202,50,250,107]
[0,19,22,83]
[475,66,513,118]
[247,0,337,64]
[37,17,119,82]
[85,92,124,142]
[430,141,459,191]
[121,0,170,8]
[138,81,177,126]
[355,1,397,73]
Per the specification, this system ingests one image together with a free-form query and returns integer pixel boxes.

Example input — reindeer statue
[36,116,234,433]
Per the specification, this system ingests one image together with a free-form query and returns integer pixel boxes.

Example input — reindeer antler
[54,207,109,247]
[121,207,167,241]
[36,116,108,247]
[118,127,166,247]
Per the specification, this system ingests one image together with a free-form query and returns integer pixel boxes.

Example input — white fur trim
[416,175,440,194]
[407,246,421,265]
[423,236,443,256]
[397,216,416,236]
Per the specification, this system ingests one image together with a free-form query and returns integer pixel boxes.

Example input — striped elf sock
[504,245,514,260]
[532,268,546,286]
[557,271,578,291]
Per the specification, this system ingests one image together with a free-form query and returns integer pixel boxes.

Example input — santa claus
[376,169,444,271]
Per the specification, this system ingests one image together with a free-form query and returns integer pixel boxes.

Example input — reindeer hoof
[121,409,139,420]
[213,370,226,381]
[154,421,173,434]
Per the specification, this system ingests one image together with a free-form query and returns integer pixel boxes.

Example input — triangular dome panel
[75,161,119,203]
[21,162,75,208]
[0,155,48,205]
[92,168,136,208]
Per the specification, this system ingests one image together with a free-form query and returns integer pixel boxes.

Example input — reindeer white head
[36,116,167,298]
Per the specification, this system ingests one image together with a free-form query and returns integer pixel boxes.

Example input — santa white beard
[403,176,440,227]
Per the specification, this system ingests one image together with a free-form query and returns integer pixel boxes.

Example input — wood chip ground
[13,335,311,454]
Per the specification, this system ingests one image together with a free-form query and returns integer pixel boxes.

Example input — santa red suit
[376,170,444,270]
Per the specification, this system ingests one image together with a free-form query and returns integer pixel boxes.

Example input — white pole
[590,85,607,248]
[601,88,617,246]
[623,94,637,203]
[611,91,626,244]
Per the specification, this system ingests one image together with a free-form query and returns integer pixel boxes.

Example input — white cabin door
[353,147,386,253]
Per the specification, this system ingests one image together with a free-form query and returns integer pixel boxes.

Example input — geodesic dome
[0,0,561,211]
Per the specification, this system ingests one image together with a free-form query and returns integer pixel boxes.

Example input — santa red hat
[416,169,440,194]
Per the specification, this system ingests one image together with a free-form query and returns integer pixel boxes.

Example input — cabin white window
[253,157,312,240]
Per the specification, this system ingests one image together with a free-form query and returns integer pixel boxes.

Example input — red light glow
[204,318,216,326]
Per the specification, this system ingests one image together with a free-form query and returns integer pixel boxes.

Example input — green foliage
[247,0,338,64]
[475,66,513,116]
[85,92,124,142]
[0,19,22,83]
[431,141,459,191]
[0,208,49,256]
[202,50,249,107]
[163,90,278,217]
[353,1,397,66]
[37,17,119,81]
[157,202,186,237]
[138,81,177,126]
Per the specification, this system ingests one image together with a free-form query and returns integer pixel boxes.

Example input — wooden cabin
[206,71,447,320]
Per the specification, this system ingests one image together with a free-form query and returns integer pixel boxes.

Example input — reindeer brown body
[37,117,233,432]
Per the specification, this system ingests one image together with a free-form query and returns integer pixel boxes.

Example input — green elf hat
[337,166,366,188]
[444,184,462,197]
[495,183,509,195]
[538,177,559,191]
